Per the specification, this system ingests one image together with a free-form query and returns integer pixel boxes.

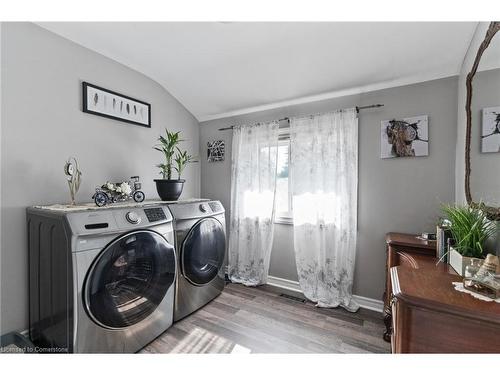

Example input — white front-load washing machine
[27,204,176,353]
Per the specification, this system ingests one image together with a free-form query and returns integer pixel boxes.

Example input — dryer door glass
[182,218,226,285]
[85,230,175,329]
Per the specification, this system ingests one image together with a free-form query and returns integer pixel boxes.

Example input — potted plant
[154,129,197,201]
[441,204,495,276]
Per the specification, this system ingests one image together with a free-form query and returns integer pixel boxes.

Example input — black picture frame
[82,82,151,128]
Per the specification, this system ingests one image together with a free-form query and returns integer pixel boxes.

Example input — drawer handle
[390,296,397,307]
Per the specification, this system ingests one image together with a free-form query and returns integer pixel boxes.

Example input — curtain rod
[217,104,384,131]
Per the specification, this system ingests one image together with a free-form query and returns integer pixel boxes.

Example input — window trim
[274,215,294,225]
[275,129,293,224]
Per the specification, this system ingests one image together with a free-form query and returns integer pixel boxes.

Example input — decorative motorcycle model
[93,176,145,207]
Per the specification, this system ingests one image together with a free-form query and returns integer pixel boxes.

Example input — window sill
[274,216,293,225]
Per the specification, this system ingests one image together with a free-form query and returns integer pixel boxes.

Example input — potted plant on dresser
[441,204,496,276]
[154,129,197,201]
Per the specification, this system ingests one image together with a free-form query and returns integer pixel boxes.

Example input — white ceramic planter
[449,247,478,276]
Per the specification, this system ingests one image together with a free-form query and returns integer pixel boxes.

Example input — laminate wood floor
[141,283,391,354]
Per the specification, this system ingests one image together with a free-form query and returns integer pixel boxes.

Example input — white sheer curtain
[228,121,279,286]
[290,109,359,312]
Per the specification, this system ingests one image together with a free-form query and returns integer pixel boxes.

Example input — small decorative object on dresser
[383,232,436,342]
[441,204,495,276]
[436,218,452,263]
[207,140,225,162]
[92,176,145,207]
[64,156,82,205]
[463,254,500,299]
[154,129,197,201]
[381,115,429,158]
[82,82,151,127]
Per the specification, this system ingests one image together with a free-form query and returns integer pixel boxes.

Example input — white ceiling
[38,22,478,121]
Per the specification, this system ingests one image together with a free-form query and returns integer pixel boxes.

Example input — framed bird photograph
[381,115,429,158]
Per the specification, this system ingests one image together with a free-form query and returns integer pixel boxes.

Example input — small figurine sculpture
[92,176,145,207]
[64,157,82,205]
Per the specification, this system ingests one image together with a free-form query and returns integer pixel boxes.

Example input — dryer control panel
[167,200,225,220]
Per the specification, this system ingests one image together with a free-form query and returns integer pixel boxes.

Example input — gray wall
[0,22,3,337]
[200,76,458,300]
[0,23,200,334]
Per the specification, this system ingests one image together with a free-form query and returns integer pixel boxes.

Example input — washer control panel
[144,207,167,222]
[199,203,209,213]
[125,211,141,224]
[208,201,222,212]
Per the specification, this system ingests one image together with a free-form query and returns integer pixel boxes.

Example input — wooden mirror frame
[465,21,500,220]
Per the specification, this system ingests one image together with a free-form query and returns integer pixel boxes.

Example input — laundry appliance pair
[27,199,226,353]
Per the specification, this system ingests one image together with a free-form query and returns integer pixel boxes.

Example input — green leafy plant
[441,204,495,258]
[154,129,197,180]
[154,129,182,179]
[174,148,197,179]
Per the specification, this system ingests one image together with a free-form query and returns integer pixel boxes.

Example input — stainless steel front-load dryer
[27,204,176,353]
[167,200,226,321]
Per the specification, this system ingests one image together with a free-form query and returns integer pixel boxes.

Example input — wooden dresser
[383,233,436,341]
[385,233,500,353]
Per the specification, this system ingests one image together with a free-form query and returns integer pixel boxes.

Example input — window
[275,135,292,223]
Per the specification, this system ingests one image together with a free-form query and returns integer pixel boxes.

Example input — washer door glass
[182,218,226,285]
[85,230,175,329]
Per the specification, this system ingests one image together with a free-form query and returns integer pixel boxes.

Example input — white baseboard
[266,275,383,313]
[225,268,383,313]
[351,294,384,313]
[266,275,302,293]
